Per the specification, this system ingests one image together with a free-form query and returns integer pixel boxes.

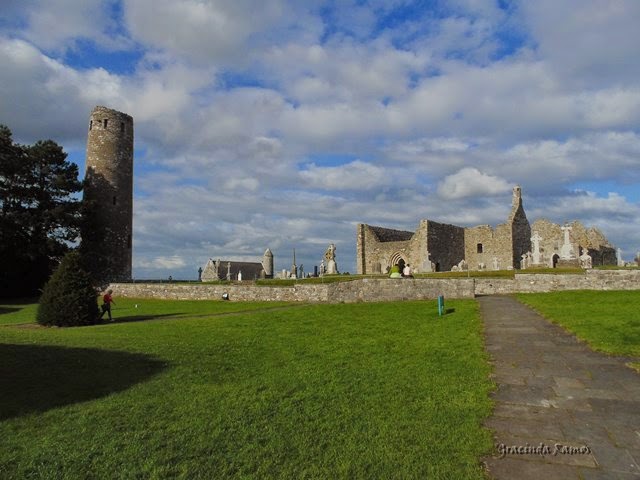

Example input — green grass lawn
[518,267,585,275]
[0,299,40,326]
[517,291,640,364]
[0,297,292,326]
[0,299,493,479]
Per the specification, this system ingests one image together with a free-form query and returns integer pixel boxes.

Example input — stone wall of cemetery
[475,269,640,295]
[108,278,475,303]
[109,270,639,303]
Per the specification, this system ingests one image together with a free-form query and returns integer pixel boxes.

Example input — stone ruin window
[89,120,93,131]
[127,234,132,249]
[112,196,117,205]
[477,243,484,253]
[120,122,125,133]
[103,119,108,129]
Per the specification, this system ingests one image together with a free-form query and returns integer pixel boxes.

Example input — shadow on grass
[108,312,188,324]
[0,307,21,316]
[0,344,167,420]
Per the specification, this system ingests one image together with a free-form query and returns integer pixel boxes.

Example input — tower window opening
[120,122,125,133]
[89,120,93,130]
[477,243,484,253]
[127,235,132,249]
[103,119,108,129]
[112,196,117,205]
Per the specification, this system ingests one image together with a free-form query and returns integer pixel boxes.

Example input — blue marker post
[437,295,445,316]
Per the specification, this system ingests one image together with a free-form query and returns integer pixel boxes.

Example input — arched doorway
[398,258,406,272]
[389,252,406,272]
[552,254,559,268]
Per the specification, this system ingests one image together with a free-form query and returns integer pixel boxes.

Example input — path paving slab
[479,295,640,479]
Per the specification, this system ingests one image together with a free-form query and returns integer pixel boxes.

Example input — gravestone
[421,250,434,273]
[579,248,592,269]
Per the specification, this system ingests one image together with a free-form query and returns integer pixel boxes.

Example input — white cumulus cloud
[437,168,511,200]
[299,160,387,191]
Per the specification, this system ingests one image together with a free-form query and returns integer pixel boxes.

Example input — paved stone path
[478,295,640,479]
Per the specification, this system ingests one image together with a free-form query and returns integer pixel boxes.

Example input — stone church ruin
[356,186,617,274]
[200,249,274,281]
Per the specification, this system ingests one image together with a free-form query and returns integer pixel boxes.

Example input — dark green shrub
[37,251,99,327]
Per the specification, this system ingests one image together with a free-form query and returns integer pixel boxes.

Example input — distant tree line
[0,125,83,298]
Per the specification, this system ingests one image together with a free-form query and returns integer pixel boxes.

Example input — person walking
[99,289,116,321]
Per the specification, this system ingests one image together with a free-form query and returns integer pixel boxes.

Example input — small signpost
[437,295,445,316]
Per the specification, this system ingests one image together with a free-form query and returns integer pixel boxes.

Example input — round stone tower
[83,106,134,282]
[262,248,274,278]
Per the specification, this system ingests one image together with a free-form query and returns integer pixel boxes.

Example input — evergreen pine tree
[1,125,82,297]
[37,251,99,327]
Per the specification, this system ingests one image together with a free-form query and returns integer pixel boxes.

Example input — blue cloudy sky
[1,0,639,278]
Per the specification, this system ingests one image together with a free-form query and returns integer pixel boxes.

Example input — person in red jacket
[99,289,115,321]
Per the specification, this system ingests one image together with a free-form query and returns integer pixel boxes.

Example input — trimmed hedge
[37,251,99,327]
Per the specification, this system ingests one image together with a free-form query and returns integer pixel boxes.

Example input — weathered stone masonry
[357,186,616,274]
[475,269,640,295]
[109,270,639,303]
[109,278,476,303]
[357,186,531,274]
[84,106,134,282]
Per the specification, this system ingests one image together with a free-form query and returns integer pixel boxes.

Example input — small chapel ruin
[200,249,274,281]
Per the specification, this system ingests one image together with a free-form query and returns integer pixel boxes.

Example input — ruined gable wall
[357,224,414,274]
[356,224,367,274]
[409,221,431,272]
[465,224,513,270]
[425,220,465,271]
[509,187,532,269]
[510,205,531,269]
[463,186,530,270]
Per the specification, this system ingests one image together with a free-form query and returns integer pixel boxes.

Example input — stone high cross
[531,231,543,265]
[560,224,575,260]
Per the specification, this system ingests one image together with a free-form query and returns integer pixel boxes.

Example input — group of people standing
[389,262,413,278]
